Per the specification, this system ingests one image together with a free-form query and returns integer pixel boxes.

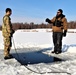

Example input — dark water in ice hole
[12,49,65,65]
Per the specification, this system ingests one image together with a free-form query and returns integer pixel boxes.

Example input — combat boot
[4,54,13,60]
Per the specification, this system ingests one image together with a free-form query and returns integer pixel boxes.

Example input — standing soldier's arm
[4,16,12,34]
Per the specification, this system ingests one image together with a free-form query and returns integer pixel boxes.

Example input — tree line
[0,21,76,30]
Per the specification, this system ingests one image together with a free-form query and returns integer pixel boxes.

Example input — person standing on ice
[46,9,68,54]
[2,8,15,59]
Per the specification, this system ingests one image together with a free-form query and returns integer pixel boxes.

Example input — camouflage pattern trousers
[3,36,12,56]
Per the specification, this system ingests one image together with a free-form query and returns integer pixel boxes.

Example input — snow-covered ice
[0,29,76,75]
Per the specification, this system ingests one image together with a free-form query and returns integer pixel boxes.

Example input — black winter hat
[58,9,63,14]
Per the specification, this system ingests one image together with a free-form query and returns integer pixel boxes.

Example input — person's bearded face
[57,11,61,16]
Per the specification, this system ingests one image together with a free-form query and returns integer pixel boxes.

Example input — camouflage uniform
[2,15,13,57]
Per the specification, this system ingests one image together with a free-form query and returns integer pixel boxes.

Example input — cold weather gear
[58,9,63,14]
[52,15,67,32]
[45,9,67,54]
[4,54,13,60]
[46,18,52,23]
[2,15,14,57]
[63,30,67,37]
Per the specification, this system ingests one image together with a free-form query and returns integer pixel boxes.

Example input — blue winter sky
[0,0,76,24]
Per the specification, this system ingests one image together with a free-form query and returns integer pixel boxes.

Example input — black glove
[63,30,67,37]
[45,18,52,23]
[11,29,15,37]
[12,29,15,34]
